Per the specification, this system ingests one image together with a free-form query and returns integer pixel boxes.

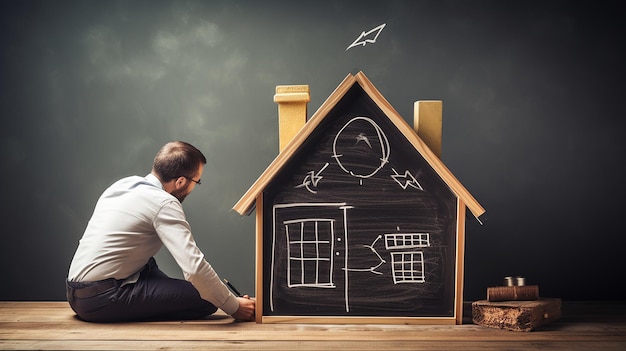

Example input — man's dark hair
[152,141,207,182]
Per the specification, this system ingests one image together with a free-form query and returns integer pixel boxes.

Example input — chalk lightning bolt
[346,23,386,51]
[391,168,424,190]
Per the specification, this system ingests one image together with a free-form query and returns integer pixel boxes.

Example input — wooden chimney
[414,100,443,158]
[274,85,310,152]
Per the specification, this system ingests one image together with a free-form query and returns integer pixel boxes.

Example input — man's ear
[175,176,186,189]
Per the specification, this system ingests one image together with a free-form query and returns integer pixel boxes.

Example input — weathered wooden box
[472,298,561,332]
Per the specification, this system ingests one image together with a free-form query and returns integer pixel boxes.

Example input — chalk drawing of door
[270,203,352,313]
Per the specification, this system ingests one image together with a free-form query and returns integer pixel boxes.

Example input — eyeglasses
[182,176,201,185]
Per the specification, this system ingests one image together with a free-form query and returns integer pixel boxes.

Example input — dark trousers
[66,258,217,322]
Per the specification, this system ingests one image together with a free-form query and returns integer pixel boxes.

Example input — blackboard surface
[1,1,624,303]
[262,84,457,317]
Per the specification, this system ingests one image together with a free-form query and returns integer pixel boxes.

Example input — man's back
[68,174,179,283]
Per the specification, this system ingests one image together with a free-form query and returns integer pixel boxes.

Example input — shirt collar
[145,173,165,190]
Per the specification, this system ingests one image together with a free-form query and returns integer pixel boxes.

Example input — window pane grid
[285,219,335,288]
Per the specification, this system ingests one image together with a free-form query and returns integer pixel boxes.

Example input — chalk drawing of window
[390,251,426,284]
[284,218,335,288]
[384,233,430,250]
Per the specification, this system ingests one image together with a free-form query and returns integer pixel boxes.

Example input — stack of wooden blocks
[472,277,561,332]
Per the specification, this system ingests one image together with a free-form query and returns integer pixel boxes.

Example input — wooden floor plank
[1,302,625,351]
[2,317,624,338]
[2,340,625,351]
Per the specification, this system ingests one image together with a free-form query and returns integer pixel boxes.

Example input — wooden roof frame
[233,71,485,220]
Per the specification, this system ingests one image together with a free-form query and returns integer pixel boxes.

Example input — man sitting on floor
[66,141,255,322]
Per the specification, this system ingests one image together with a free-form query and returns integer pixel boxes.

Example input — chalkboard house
[233,72,485,324]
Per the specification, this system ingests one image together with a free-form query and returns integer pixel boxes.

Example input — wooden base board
[3,301,626,350]
[472,298,561,332]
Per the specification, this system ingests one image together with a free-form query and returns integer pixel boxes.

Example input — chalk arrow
[295,162,329,194]
[391,168,424,190]
[346,23,386,51]
[343,235,386,275]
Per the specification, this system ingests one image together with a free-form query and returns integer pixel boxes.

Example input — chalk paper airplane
[355,133,373,148]
[346,23,386,51]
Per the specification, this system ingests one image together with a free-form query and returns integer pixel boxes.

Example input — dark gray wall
[1,0,623,301]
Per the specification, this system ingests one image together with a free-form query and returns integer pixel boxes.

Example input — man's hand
[231,295,255,321]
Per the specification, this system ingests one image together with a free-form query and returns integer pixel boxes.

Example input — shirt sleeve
[153,200,240,315]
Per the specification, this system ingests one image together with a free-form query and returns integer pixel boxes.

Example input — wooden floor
[1,301,625,350]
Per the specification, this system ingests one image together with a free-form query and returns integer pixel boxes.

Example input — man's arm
[154,201,241,316]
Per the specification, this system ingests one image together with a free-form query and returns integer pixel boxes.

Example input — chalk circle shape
[332,116,390,179]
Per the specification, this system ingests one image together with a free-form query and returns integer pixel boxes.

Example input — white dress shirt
[67,173,239,315]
